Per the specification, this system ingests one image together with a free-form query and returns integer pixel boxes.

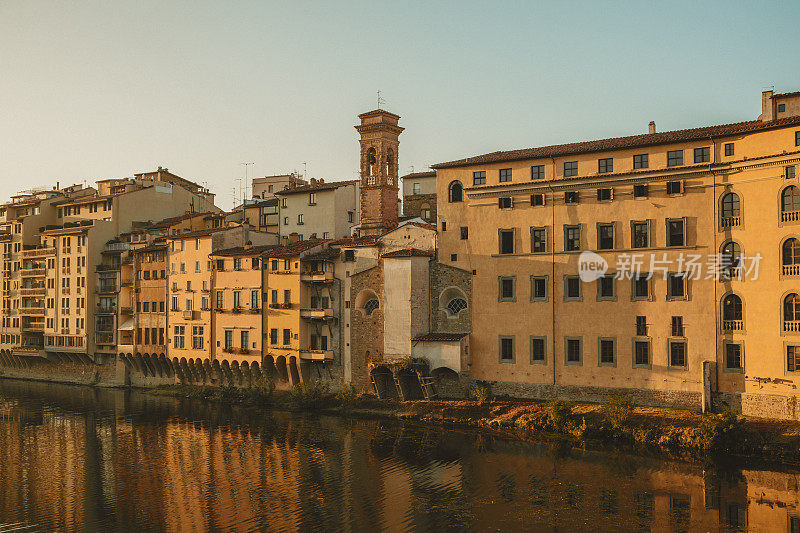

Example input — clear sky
[1,1,799,209]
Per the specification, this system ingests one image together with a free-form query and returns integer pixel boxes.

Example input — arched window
[386,149,394,179]
[446,297,468,317]
[783,238,800,266]
[366,147,377,178]
[783,186,800,212]
[364,298,380,316]
[720,241,741,280]
[721,192,740,218]
[448,181,463,203]
[722,294,742,321]
[785,293,800,322]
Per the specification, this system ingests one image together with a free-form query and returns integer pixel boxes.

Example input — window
[223,330,233,350]
[282,328,291,346]
[564,161,578,177]
[597,275,615,300]
[498,276,516,302]
[240,330,249,350]
[564,275,581,301]
[269,328,278,345]
[344,249,355,262]
[782,186,800,212]
[233,258,242,270]
[786,166,796,180]
[499,336,515,362]
[530,276,548,301]
[251,290,259,309]
[460,227,468,240]
[472,171,486,185]
[667,150,683,167]
[720,192,740,223]
[632,273,650,300]
[597,223,614,250]
[348,211,354,223]
[724,143,734,156]
[633,154,649,169]
[564,191,579,204]
[668,273,686,299]
[779,103,786,113]
[783,239,800,272]
[636,316,647,336]
[499,229,515,254]
[694,147,710,163]
[725,342,742,371]
[564,225,580,251]
[282,289,290,305]
[633,340,650,367]
[498,197,512,209]
[720,241,742,280]
[446,298,467,316]
[441,221,447,231]
[448,181,463,202]
[788,345,800,372]
[598,158,613,173]
[531,193,544,206]
[664,219,685,247]
[531,165,545,180]
[530,337,546,364]
[631,221,649,248]
[666,180,683,195]
[531,227,547,253]
[669,340,687,368]
[192,326,203,349]
[596,188,612,202]
[364,298,379,315]
[796,131,800,147]
[599,338,615,366]
[297,214,304,224]
[499,168,512,182]
[671,316,684,337]
[565,337,581,364]
[173,325,185,349]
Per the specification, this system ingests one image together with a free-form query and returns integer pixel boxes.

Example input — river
[0,379,797,532]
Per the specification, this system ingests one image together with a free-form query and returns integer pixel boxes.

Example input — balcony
[300,308,335,320]
[19,307,45,316]
[785,321,800,333]
[22,323,44,332]
[722,320,743,332]
[96,264,120,272]
[183,310,200,320]
[20,287,45,296]
[20,268,45,277]
[299,349,334,361]
[784,264,800,276]
[301,271,334,283]
[782,210,800,223]
[22,247,55,258]
[720,216,741,229]
[96,285,117,294]
[104,242,130,253]
[120,307,133,315]
[95,333,115,345]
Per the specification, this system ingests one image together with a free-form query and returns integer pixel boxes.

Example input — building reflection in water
[0,379,799,532]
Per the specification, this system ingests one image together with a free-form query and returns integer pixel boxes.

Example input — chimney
[648,121,656,134]
[287,233,301,244]
[244,240,253,250]
[761,89,775,122]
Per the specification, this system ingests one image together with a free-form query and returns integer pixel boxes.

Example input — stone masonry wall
[402,193,437,222]
[349,264,385,392]
[430,262,471,333]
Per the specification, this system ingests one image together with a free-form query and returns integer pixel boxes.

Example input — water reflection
[0,379,799,531]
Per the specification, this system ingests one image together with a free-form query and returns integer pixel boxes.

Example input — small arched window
[364,298,380,316]
[721,192,740,218]
[448,181,463,203]
[723,294,742,321]
[366,147,377,178]
[785,293,800,321]
[720,241,741,280]
[446,297,468,317]
[783,238,800,266]
[783,186,800,212]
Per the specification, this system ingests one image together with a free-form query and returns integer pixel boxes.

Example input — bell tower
[355,109,403,235]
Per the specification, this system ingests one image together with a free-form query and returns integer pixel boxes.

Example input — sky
[1,1,799,210]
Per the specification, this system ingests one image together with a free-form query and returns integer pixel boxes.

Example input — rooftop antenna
[302,162,308,181]
[240,162,254,204]
[377,90,386,109]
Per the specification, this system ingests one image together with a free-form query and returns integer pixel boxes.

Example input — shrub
[244,377,275,406]
[336,384,358,408]
[546,399,574,428]
[699,411,744,453]
[601,392,636,431]
[214,383,240,403]
[290,380,329,409]
[470,383,491,403]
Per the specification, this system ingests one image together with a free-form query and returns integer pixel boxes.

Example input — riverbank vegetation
[148,383,800,463]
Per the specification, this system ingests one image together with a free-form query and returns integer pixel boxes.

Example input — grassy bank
[147,384,800,463]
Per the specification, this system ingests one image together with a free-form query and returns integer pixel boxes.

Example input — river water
[0,380,798,532]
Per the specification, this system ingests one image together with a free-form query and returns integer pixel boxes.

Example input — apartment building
[433,89,800,415]
[230,197,279,234]
[166,225,278,361]
[251,173,307,199]
[211,244,272,364]
[401,170,437,222]
[276,179,360,240]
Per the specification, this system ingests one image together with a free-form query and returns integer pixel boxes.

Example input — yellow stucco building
[434,89,800,417]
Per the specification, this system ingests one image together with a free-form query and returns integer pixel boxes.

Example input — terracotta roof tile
[329,235,379,248]
[411,332,468,342]
[147,211,213,229]
[274,180,359,195]
[381,248,433,258]
[211,244,276,257]
[263,239,328,258]
[432,115,800,169]
[400,170,436,179]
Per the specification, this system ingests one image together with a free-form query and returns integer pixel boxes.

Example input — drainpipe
[711,135,719,406]
[549,157,557,387]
